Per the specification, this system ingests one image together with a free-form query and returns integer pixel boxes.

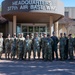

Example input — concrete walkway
[0,59,75,75]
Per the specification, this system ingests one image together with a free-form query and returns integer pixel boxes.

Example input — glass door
[29,26,33,35]
[22,26,28,37]
[21,24,47,37]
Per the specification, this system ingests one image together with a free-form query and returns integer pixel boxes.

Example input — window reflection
[17,24,21,34]
[34,26,39,32]
[29,26,33,32]
[40,26,45,32]
[22,26,27,32]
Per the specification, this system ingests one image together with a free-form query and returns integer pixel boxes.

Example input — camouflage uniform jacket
[24,39,32,50]
[32,37,41,48]
[11,38,18,49]
[5,38,11,49]
[0,38,3,51]
[44,37,53,50]
[68,37,74,49]
[17,38,24,50]
[59,37,66,48]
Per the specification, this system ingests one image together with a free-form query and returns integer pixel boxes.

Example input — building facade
[59,7,75,36]
[1,0,64,37]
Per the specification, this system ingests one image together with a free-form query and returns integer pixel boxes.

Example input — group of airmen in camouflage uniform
[0,32,75,61]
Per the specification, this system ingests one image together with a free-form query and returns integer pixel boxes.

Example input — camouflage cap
[43,32,46,35]
[21,33,23,35]
[35,32,38,35]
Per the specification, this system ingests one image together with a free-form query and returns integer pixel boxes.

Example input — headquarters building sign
[7,0,57,11]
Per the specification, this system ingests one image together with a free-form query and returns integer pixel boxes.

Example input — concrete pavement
[0,59,75,75]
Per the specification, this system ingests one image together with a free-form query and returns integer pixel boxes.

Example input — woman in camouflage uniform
[32,33,41,59]
[5,34,11,59]
[0,33,3,59]
[24,35,32,60]
[44,34,53,61]
[59,33,66,60]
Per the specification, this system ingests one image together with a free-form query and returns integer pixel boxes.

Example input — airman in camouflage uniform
[51,32,59,60]
[32,33,41,59]
[41,33,47,59]
[44,34,53,61]
[30,33,34,40]
[24,35,32,60]
[0,33,3,59]
[5,34,11,59]
[17,33,25,60]
[64,33,68,60]
[40,33,43,58]
[11,33,17,60]
[16,33,20,59]
[20,33,25,60]
[59,33,66,60]
[68,34,74,60]
[73,36,75,56]
[30,33,34,56]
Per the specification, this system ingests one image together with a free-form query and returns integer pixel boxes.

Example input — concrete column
[54,22,59,37]
[13,16,17,34]
[49,16,53,36]
[5,23,8,37]
[9,22,13,36]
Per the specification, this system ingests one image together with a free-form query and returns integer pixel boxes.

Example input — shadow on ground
[0,59,75,75]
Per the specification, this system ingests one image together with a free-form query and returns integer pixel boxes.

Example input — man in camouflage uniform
[59,33,66,60]
[30,33,34,56]
[44,34,53,61]
[17,33,25,60]
[32,33,41,59]
[73,35,75,57]
[16,33,20,59]
[64,33,68,60]
[41,33,47,59]
[24,35,32,60]
[11,33,17,60]
[20,33,25,60]
[5,34,11,59]
[51,32,59,60]
[68,34,74,60]
[0,33,3,59]
[40,33,43,58]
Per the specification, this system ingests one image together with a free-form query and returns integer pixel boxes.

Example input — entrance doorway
[17,23,47,37]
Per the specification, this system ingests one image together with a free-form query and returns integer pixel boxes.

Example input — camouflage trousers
[5,46,11,59]
[11,46,16,59]
[68,47,74,60]
[44,47,52,61]
[33,46,40,59]
[18,47,24,60]
[16,47,18,58]
[24,48,31,59]
[42,48,45,59]
[60,46,65,60]
[0,47,3,59]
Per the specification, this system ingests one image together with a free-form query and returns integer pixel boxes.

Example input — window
[17,24,47,37]
[65,12,69,17]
